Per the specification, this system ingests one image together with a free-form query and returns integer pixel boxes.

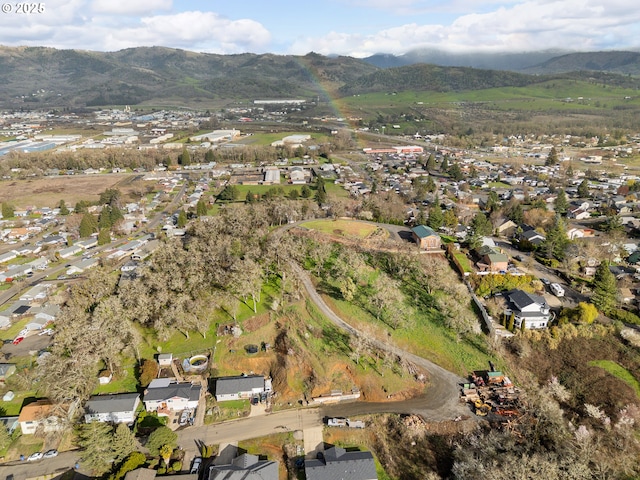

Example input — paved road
[0,451,82,480]
[495,239,588,308]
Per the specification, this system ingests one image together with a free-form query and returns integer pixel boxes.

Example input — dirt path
[291,263,469,421]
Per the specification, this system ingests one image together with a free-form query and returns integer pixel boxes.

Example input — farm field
[0,173,145,208]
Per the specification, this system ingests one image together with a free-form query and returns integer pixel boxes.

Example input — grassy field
[589,360,640,399]
[0,174,144,208]
[322,293,496,376]
[301,219,381,238]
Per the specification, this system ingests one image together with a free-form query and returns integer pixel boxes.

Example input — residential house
[214,375,269,402]
[209,453,279,480]
[496,220,517,237]
[66,257,99,275]
[0,250,18,264]
[519,226,546,247]
[305,446,378,480]
[75,237,98,249]
[475,245,509,273]
[0,363,16,383]
[58,245,83,259]
[19,283,53,303]
[18,399,65,435]
[85,393,141,425]
[0,310,11,328]
[411,225,442,250]
[143,380,201,415]
[503,289,551,330]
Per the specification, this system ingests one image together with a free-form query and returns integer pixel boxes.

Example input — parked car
[541,278,551,286]
[550,283,565,297]
[12,337,24,345]
[27,451,43,461]
[190,457,202,474]
[179,409,190,425]
[43,449,58,458]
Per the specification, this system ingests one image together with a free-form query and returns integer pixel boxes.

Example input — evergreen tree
[110,205,123,225]
[508,202,524,225]
[545,147,559,166]
[58,199,70,215]
[75,200,91,215]
[544,215,570,260]
[578,179,590,198]
[426,176,437,193]
[471,212,493,237]
[440,155,449,171]
[486,191,500,214]
[97,228,111,246]
[425,154,436,171]
[218,185,239,201]
[288,189,299,200]
[427,196,444,230]
[448,162,464,181]
[444,209,458,231]
[98,206,113,230]
[204,149,214,162]
[196,199,208,216]
[604,214,624,234]
[300,185,311,198]
[554,189,569,216]
[111,423,137,464]
[177,210,188,228]
[179,148,191,166]
[146,426,177,456]
[1,202,14,219]
[79,214,97,238]
[315,177,327,204]
[592,262,618,313]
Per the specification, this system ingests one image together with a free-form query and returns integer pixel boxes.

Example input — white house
[84,393,141,425]
[503,289,552,329]
[143,381,201,415]
[214,375,268,402]
[18,400,64,435]
[58,245,82,259]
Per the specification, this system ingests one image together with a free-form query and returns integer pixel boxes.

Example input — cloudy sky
[0,0,638,57]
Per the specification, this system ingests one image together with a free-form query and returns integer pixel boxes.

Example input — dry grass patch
[0,174,148,208]
[301,219,384,239]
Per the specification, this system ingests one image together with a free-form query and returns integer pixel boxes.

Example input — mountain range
[2,45,640,109]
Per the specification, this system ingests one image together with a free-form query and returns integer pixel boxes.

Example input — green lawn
[453,252,473,274]
[0,391,38,416]
[589,360,640,398]
[93,365,139,395]
[0,318,29,341]
[301,219,381,238]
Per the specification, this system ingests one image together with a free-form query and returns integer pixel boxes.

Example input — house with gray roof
[214,375,268,402]
[305,446,378,480]
[143,382,201,415]
[85,393,141,424]
[503,289,551,329]
[209,453,279,480]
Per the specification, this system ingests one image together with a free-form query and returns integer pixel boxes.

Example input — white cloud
[291,0,640,56]
[91,0,173,15]
[0,7,271,54]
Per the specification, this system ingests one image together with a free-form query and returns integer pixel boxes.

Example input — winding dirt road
[291,263,468,421]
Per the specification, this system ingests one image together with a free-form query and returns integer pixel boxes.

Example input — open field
[0,173,146,208]
[301,219,382,239]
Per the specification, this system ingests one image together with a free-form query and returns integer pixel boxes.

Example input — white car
[190,457,202,474]
[43,449,58,458]
[550,283,565,297]
[27,451,43,461]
